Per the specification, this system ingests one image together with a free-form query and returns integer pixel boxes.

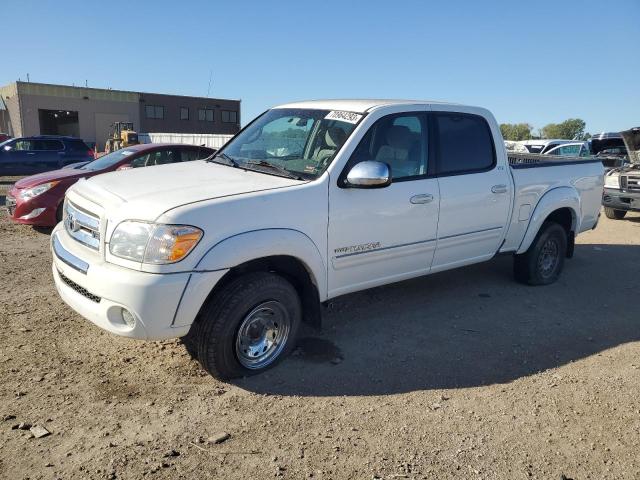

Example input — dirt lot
[1,176,639,480]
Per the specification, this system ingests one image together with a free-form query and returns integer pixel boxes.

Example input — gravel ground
[1,176,639,479]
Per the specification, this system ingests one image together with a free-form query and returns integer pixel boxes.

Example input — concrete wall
[0,82,241,148]
[0,83,22,136]
[16,82,140,148]
[139,92,240,136]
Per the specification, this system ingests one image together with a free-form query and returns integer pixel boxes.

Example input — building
[0,81,241,148]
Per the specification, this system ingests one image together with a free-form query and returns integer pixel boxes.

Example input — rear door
[431,110,511,272]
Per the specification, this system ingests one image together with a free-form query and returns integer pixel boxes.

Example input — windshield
[217,108,362,179]
[81,149,136,171]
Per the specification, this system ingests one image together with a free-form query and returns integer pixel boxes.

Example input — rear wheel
[192,272,301,379]
[514,222,567,285]
[604,207,627,220]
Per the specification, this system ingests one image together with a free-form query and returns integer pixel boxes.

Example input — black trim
[432,111,498,177]
[439,226,502,240]
[510,158,603,169]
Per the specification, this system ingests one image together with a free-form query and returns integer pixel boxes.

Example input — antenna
[27,73,30,82]
[206,70,213,98]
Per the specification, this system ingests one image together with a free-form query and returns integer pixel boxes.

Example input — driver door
[327,112,440,298]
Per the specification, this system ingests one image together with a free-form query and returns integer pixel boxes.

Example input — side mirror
[116,163,132,171]
[345,161,391,188]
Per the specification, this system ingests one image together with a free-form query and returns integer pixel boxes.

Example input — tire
[604,207,627,220]
[192,272,301,379]
[514,222,567,286]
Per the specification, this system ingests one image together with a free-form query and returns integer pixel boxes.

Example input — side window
[130,153,151,168]
[14,140,34,151]
[180,148,210,162]
[435,113,495,175]
[141,149,176,166]
[41,140,64,151]
[348,113,427,180]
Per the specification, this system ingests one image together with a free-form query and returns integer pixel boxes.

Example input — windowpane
[180,107,189,120]
[15,140,33,151]
[349,113,427,180]
[435,113,494,174]
[206,109,214,122]
[145,105,155,119]
[222,110,238,123]
[155,106,164,119]
[198,109,206,121]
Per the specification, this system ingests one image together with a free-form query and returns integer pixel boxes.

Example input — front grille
[64,201,101,250]
[624,175,640,192]
[58,270,101,303]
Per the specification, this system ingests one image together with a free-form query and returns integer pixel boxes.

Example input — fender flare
[516,187,580,254]
[194,228,327,300]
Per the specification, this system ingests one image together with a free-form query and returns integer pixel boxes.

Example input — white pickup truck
[51,99,604,379]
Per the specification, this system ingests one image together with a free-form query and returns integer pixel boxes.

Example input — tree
[540,119,587,140]
[500,123,534,141]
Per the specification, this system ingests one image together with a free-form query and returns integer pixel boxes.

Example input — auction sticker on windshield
[325,111,362,124]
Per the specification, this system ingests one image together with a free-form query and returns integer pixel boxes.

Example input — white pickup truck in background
[51,99,604,379]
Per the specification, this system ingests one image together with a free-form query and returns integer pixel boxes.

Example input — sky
[2,0,638,134]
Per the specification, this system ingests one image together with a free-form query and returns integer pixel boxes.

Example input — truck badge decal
[334,242,381,256]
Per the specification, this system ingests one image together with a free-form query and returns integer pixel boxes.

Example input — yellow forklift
[104,122,139,153]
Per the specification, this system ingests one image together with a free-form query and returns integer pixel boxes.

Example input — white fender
[516,187,580,254]
[194,228,327,300]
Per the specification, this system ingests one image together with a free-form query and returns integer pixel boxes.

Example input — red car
[6,143,215,227]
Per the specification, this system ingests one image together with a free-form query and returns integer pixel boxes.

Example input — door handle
[410,194,434,204]
[491,184,508,194]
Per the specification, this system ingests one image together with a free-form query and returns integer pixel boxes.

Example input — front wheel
[192,272,301,379]
[514,222,567,285]
[604,207,627,220]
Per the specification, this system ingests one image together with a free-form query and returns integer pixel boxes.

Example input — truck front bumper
[602,188,640,212]
[51,229,226,340]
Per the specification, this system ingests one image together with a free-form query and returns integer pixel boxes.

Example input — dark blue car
[0,135,93,175]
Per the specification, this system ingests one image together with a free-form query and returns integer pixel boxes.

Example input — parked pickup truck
[602,127,640,219]
[50,100,604,379]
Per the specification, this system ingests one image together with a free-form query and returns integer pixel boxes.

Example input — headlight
[19,181,59,199]
[604,174,620,189]
[109,221,203,264]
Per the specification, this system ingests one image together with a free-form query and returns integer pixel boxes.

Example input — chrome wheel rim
[235,301,291,370]
[538,238,559,278]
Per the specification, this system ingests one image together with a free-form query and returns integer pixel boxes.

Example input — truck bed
[500,153,604,252]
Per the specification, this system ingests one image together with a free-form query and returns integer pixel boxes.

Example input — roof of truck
[275,99,461,113]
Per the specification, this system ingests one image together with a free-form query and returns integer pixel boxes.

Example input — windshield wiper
[244,160,304,180]
[207,152,239,167]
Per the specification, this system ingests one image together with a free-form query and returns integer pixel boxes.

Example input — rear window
[434,113,495,175]
[67,139,90,151]
[35,139,64,151]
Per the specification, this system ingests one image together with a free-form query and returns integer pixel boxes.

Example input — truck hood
[70,160,304,220]
[621,127,640,164]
